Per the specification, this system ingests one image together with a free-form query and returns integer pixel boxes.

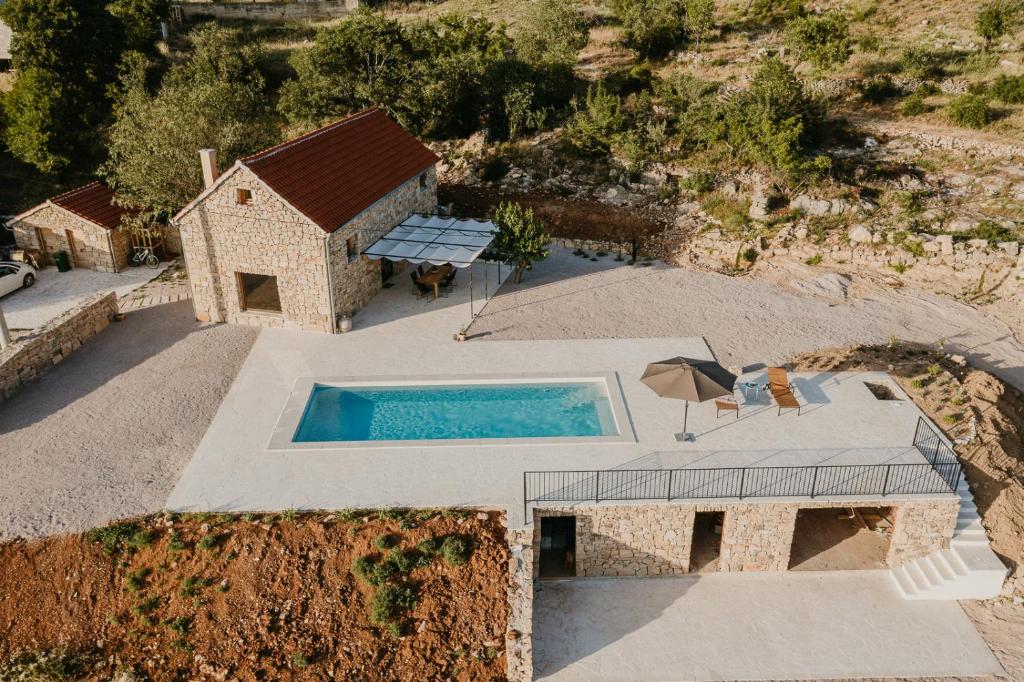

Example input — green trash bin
[53,249,71,272]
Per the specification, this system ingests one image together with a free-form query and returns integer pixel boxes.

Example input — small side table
[741,381,762,399]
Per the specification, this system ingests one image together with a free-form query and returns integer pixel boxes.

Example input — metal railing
[523,417,961,520]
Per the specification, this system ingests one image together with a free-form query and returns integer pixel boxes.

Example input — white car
[0,261,36,297]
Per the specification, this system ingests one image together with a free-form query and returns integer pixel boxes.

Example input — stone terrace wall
[175,0,358,20]
[0,292,117,402]
[505,528,534,682]
[532,498,958,578]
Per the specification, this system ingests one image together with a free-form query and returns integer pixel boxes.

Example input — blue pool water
[293,381,618,442]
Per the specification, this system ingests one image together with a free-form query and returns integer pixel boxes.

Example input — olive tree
[491,202,551,284]
[784,10,850,71]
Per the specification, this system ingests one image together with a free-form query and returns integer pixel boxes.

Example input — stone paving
[117,261,190,312]
[532,572,1005,681]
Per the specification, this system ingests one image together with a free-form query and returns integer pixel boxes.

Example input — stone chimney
[199,149,219,189]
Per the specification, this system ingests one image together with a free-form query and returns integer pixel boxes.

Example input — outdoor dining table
[416,264,455,300]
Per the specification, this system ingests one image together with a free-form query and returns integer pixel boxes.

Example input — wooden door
[36,227,61,265]
[67,229,95,269]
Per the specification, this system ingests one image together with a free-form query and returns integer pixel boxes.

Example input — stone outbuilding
[8,182,135,272]
[172,108,440,333]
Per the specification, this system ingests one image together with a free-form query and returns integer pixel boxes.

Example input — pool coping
[266,371,638,450]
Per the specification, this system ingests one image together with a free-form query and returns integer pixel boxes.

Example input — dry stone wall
[178,167,333,332]
[505,527,534,682]
[10,205,127,272]
[175,0,358,21]
[0,292,117,401]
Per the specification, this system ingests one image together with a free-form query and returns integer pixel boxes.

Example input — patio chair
[714,397,739,419]
[767,367,801,416]
[410,271,432,299]
[441,268,457,290]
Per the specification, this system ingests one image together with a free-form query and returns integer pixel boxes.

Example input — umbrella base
[675,432,696,443]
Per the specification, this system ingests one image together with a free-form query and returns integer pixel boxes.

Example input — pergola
[363,214,503,318]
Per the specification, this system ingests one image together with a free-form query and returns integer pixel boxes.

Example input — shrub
[678,170,716,194]
[856,34,880,53]
[889,262,908,273]
[990,74,1024,104]
[179,575,206,598]
[955,219,1015,243]
[611,0,689,58]
[128,529,155,550]
[947,94,992,128]
[859,75,899,103]
[197,533,223,552]
[702,195,750,235]
[740,247,758,263]
[784,10,851,70]
[163,616,192,636]
[745,0,805,24]
[123,567,150,593]
[290,652,311,669]
[899,92,928,116]
[565,83,623,154]
[684,0,716,51]
[899,46,942,79]
[439,536,471,566]
[369,583,418,629]
[132,596,161,617]
[87,521,141,558]
[926,363,942,376]
[373,534,398,551]
[0,650,87,680]
[804,254,823,265]
[167,531,187,555]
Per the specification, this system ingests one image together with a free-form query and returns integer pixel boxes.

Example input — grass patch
[439,536,471,566]
[179,575,207,599]
[369,583,418,635]
[87,521,141,558]
[123,567,151,593]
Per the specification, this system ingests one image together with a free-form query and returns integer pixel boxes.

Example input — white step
[955,518,986,534]
[939,548,969,576]
[891,566,919,596]
[926,554,956,582]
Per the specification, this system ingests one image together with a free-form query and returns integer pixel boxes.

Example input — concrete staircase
[891,476,1008,600]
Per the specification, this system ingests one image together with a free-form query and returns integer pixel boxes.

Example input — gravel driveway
[471,248,1024,392]
[0,301,258,539]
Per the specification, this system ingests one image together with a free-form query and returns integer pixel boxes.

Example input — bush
[369,583,418,629]
[947,94,992,128]
[612,0,689,58]
[784,10,851,71]
[679,170,716,194]
[87,521,141,558]
[565,83,623,154]
[990,74,1024,104]
[859,75,899,103]
[745,0,805,24]
[955,219,1015,243]
[373,534,398,551]
[899,46,942,79]
[702,195,750,235]
[805,254,822,265]
[856,34,880,53]
[740,247,759,263]
[899,91,928,116]
[123,567,150,593]
[439,536,471,566]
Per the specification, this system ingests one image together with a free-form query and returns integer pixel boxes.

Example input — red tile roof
[242,109,440,233]
[50,182,134,230]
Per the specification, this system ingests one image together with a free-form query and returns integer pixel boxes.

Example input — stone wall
[327,167,437,321]
[162,223,182,257]
[177,167,333,332]
[10,204,127,272]
[0,292,117,402]
[175,0,358,20]
[505,528,534,682]
[531,498,957,578]
[687,227,1024,283]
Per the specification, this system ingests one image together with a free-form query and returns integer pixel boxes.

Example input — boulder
[791,194,832,216]
[947,216,979,232]
[848,224,873,243]
[935,234,954,255]
[923,240,942,253]
[749,193,772,220]
[794,227,809,240]
[997,241,1020,257]
[967,238,989,249]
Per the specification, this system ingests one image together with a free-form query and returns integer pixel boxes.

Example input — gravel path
[0,301,258,540]
[471,248,1024,392]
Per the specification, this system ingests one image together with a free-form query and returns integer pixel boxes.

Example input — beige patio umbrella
[640,357,738,440]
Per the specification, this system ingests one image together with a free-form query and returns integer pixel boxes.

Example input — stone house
[173,108,439,333]
[9,182,136,272]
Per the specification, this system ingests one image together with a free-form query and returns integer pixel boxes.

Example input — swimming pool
[270,375,631,447]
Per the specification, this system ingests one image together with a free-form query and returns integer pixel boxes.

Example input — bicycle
[130,246,160,269]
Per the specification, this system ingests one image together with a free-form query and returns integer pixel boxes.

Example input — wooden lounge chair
[715,397,739,419]
[767,367,801,415]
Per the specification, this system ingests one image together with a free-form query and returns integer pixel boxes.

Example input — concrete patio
[533,571,1005,681]
[1,263,171,329]
[167,259,956,527]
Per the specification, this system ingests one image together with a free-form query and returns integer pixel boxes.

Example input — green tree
[107,0,170,52]
[491,202,551,284]
[684,0,716,51]
[516,0,589,67]
[565,83,624,154]
[612,0,689,58]
[103,28,277,215]
[975,2,1014,52]
[0,0,125,173]
[784,10,850,71]
[1,68,85,173]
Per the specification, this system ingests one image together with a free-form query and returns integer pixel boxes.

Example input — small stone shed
[9,182,135,272]
[173,108,439,333]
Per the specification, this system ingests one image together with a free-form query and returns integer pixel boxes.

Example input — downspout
[324,232,337,333]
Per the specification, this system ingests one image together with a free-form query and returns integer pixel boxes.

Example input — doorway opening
[689,511,724,573]
[539,516,576,578]
[788,507,894,570]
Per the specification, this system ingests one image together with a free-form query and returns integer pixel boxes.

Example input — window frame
[418,172,428,191]
[236,272,282,315]
[236,188,252,205]
[345,235,359,263]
